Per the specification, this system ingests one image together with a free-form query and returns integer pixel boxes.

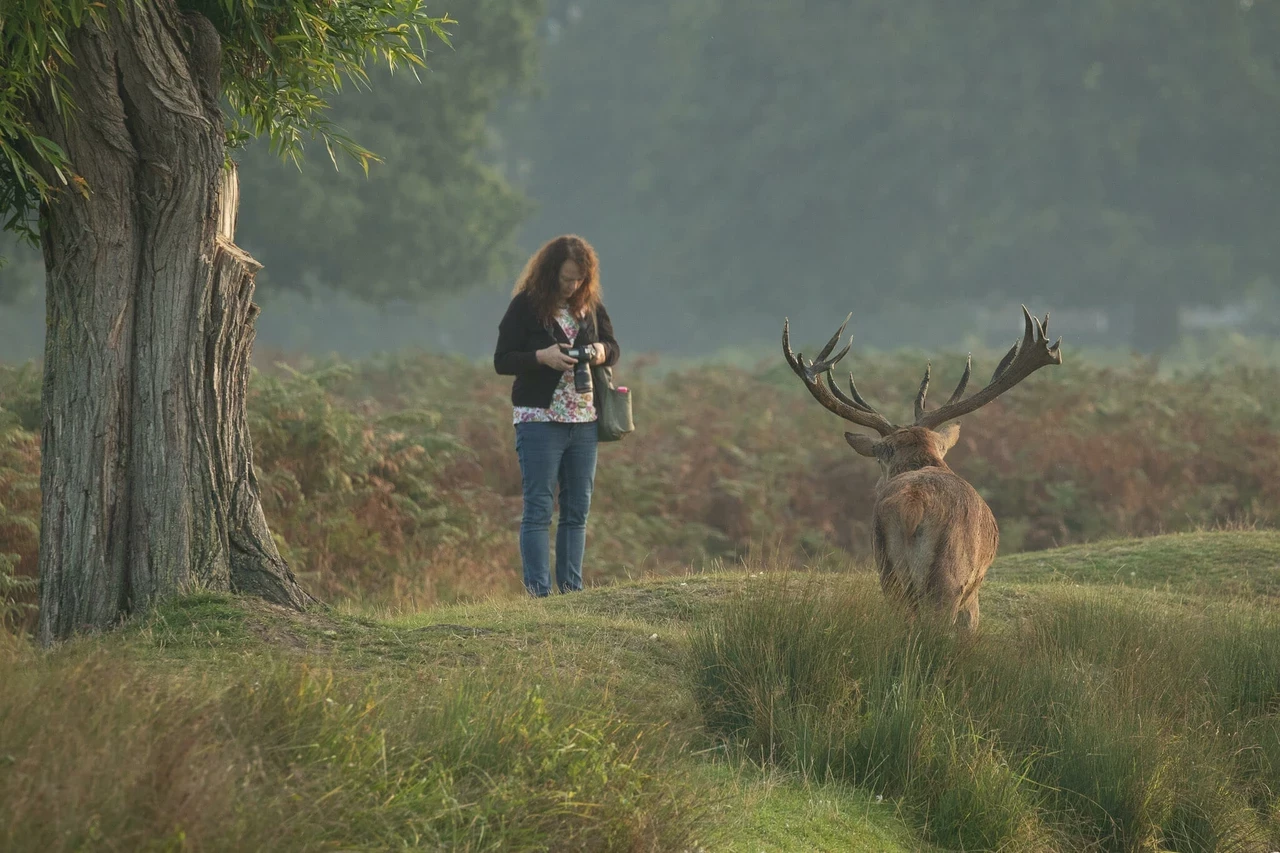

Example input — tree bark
[34,0,312,644]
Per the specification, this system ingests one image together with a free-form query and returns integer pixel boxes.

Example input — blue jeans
[514,421,598,596]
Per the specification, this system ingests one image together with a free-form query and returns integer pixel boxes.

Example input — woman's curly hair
[513,234,601,325]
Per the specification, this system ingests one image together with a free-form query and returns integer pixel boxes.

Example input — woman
[494,235,620,597]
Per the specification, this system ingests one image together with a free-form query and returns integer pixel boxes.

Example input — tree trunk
[33,1,312,645]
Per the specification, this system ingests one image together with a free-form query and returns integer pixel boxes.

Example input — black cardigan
[493,291,621,408]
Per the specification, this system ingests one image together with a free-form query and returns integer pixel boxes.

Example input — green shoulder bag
[592,364,634,442]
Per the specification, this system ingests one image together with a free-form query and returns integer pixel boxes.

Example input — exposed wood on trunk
[217,163,239,241]
[208,227,312,610]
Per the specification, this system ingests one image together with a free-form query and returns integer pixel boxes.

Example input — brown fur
[850,426,999,630]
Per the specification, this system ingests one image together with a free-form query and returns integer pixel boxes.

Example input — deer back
[871,465,999,615]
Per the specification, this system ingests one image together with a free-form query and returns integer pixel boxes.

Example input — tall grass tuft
[1,648,704,852]
[690,576,1280,851]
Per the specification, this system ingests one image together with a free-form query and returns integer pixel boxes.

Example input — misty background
[3,0,1279,364]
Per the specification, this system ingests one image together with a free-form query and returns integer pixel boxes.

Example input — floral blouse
[512,308,597,424]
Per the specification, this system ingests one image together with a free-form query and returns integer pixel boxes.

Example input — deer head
[782,306,1062,479]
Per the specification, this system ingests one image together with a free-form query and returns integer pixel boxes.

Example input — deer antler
[913,305,1062,430]
[914,356,972,419]
[782,315,897,436]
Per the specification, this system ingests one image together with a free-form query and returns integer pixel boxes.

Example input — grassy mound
[2,621,697,850]
[5,531,1280,851]
[0,584,928,851]
[992,528,1280,598]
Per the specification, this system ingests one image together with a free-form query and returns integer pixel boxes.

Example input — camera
[564,344,595,394]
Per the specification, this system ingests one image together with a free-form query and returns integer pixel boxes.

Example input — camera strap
[545,309,588,346]
[543,317,570,345]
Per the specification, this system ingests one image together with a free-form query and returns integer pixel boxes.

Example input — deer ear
[844,432,878,457]
[936,423,961,454]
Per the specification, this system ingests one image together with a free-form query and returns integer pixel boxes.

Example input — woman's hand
[590,343,607,365]
[536,343,577,371]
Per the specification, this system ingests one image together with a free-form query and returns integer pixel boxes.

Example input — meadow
[4,531,1280,850]
[4,337,1280,850]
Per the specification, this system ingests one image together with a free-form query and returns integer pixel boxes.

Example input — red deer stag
[782,307,1062,630]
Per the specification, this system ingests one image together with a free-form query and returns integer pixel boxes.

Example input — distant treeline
[4,0,1279,354]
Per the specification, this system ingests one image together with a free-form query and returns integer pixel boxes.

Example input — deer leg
[956,595,980,634]
[875,518,909,601]
[879,569,919,622]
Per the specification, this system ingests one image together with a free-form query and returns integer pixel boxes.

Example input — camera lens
[573,360,593,394]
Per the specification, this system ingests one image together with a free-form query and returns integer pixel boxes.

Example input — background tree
[0,234,43,303]
[0,0,452,643]
[502,0,1280,351]
[235,0,542,303]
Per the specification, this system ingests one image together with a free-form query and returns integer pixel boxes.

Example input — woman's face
[558,259,586,301]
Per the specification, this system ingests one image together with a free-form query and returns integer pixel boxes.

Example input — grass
[690,547,1280,851]
[992,528,1280,598]
[5,531,1280,850]
[0,576,933,851]
[2,606,706,851]
[694,763,923,852]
